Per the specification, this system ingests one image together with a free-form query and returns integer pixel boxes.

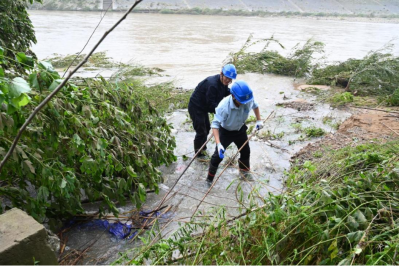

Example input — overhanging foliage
[0,0,42,73]
[0,49,191,222]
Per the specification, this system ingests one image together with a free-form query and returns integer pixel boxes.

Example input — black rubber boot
[206,163,218,185]
[238,159,253,181]
[194,141,207,159]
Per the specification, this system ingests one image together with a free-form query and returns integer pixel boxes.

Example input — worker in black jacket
[188,64,237,158]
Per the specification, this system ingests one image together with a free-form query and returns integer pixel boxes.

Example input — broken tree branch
[0,0,143,172]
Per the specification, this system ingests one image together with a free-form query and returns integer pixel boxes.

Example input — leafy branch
[0,0,143,172]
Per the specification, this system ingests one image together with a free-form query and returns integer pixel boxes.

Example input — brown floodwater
[30,11,399,89]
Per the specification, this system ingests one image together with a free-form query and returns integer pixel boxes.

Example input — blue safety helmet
[222,64,237,79]
[231,80,253,104]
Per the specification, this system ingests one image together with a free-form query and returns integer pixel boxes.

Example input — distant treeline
[28,5,399,19]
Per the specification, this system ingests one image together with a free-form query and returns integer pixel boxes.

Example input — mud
[292,108,399,162]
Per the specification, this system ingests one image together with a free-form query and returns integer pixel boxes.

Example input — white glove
[256,120,264,130]
[217,143,225,159]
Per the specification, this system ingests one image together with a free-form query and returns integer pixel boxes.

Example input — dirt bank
[292,107,399,162]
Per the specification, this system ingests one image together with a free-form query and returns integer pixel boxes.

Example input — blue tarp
[65,209,171,240]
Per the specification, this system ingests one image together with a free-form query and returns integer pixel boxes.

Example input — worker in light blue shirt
[206,80,264,184]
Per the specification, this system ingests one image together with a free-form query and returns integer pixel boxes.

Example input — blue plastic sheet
[64,209,172,240]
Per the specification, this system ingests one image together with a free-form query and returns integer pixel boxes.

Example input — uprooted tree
[0,0,191,224]
[0,46,185,223]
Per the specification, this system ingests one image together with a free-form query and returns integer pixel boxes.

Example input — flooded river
[29,11,399,264]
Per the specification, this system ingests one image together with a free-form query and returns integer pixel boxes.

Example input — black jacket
[189,74,230,114]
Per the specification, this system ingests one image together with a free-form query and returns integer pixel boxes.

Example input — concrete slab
[0,208,58,265]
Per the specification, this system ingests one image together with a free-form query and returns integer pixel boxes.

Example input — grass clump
[308,46,399,98]
[46,52,116,68]
[322,116,341,130]
[228,35,324,78]
[385,89,399,106]
[330,91,354,106]
[304,126,325,137]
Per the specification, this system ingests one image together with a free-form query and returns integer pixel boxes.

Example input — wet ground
[60,73,352,264]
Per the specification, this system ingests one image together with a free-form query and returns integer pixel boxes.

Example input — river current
[30,11,399,89]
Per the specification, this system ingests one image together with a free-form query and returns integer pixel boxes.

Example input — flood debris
[276,100,315,111]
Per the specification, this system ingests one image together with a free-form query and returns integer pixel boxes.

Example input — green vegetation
[322,116,341,130]
[330,92,354,106]
[46,52,118,69]
[229,35,324,78]
[0,0,42,73]
[259,129,285,140]
[115,141,399,265]
[304,127,325,137]
[232,37,399,106]
[385,89,399,106]
[45,52,164,77]
[0,48,191,222]
[27,2,399,20]
[309,46,399,98]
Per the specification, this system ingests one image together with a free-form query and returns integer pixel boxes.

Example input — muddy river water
[29,11,399,264]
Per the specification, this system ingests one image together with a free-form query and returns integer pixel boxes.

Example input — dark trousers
[188,102,210,151]
[210,125,250,170]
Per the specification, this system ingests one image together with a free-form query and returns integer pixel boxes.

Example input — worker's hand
[217,143,225,159]
[256,120,264,130]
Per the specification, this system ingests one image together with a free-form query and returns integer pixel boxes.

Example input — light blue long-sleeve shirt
[211,95,259,131]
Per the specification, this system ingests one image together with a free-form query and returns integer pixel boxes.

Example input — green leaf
[23,160,35,174]
[138,183,146,202]
[38,186,49,201]
[49,79,63,91]
[11,93,31,108]
[347,215,359,229]
[127,166,137,177]
[29,73,40,89]
[118,179,127,191]
[347,231,364,242]
[354,247,362,255]
[10,77,31,98]
[38,61,55,71]
[353,210,367,224]
[0,68,4,78]
[338,258,351,266]
[60,179,67,189]
[328,239,339,259]
[16,52,34,68]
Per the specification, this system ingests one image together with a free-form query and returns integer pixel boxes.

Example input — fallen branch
[266,140,288,152]
[0,0,143,172]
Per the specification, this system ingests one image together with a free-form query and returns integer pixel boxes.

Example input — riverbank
[27,7,399,24]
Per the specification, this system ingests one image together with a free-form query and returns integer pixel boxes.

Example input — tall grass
[309,45,399,97]
[228,35,324,78]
